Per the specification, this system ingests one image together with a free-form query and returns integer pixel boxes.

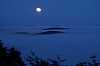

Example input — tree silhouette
[76,54,100,66]
[0,40,25,66]
[0,40,100,66]
[25,50,67,66]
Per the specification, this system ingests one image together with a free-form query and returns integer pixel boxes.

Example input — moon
[36,8,41,12]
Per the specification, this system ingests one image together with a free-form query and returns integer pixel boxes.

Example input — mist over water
[0,0,100,65]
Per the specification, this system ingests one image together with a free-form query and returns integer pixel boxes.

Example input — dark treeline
[0,40,100,66]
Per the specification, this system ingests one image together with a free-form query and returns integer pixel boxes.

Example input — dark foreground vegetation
[0,40,25,66]
[0,40,100,66]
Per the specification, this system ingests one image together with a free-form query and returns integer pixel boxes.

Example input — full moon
[36,8,41,12]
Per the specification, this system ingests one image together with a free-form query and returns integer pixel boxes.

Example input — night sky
[0,0,100,26]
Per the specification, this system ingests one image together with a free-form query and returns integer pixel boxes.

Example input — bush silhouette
[76,54,100,66]
[0,40,25,66]
[25,50,67,66]
[0,40,100,66]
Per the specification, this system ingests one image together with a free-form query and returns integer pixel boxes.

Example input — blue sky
[0,0,100,26]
